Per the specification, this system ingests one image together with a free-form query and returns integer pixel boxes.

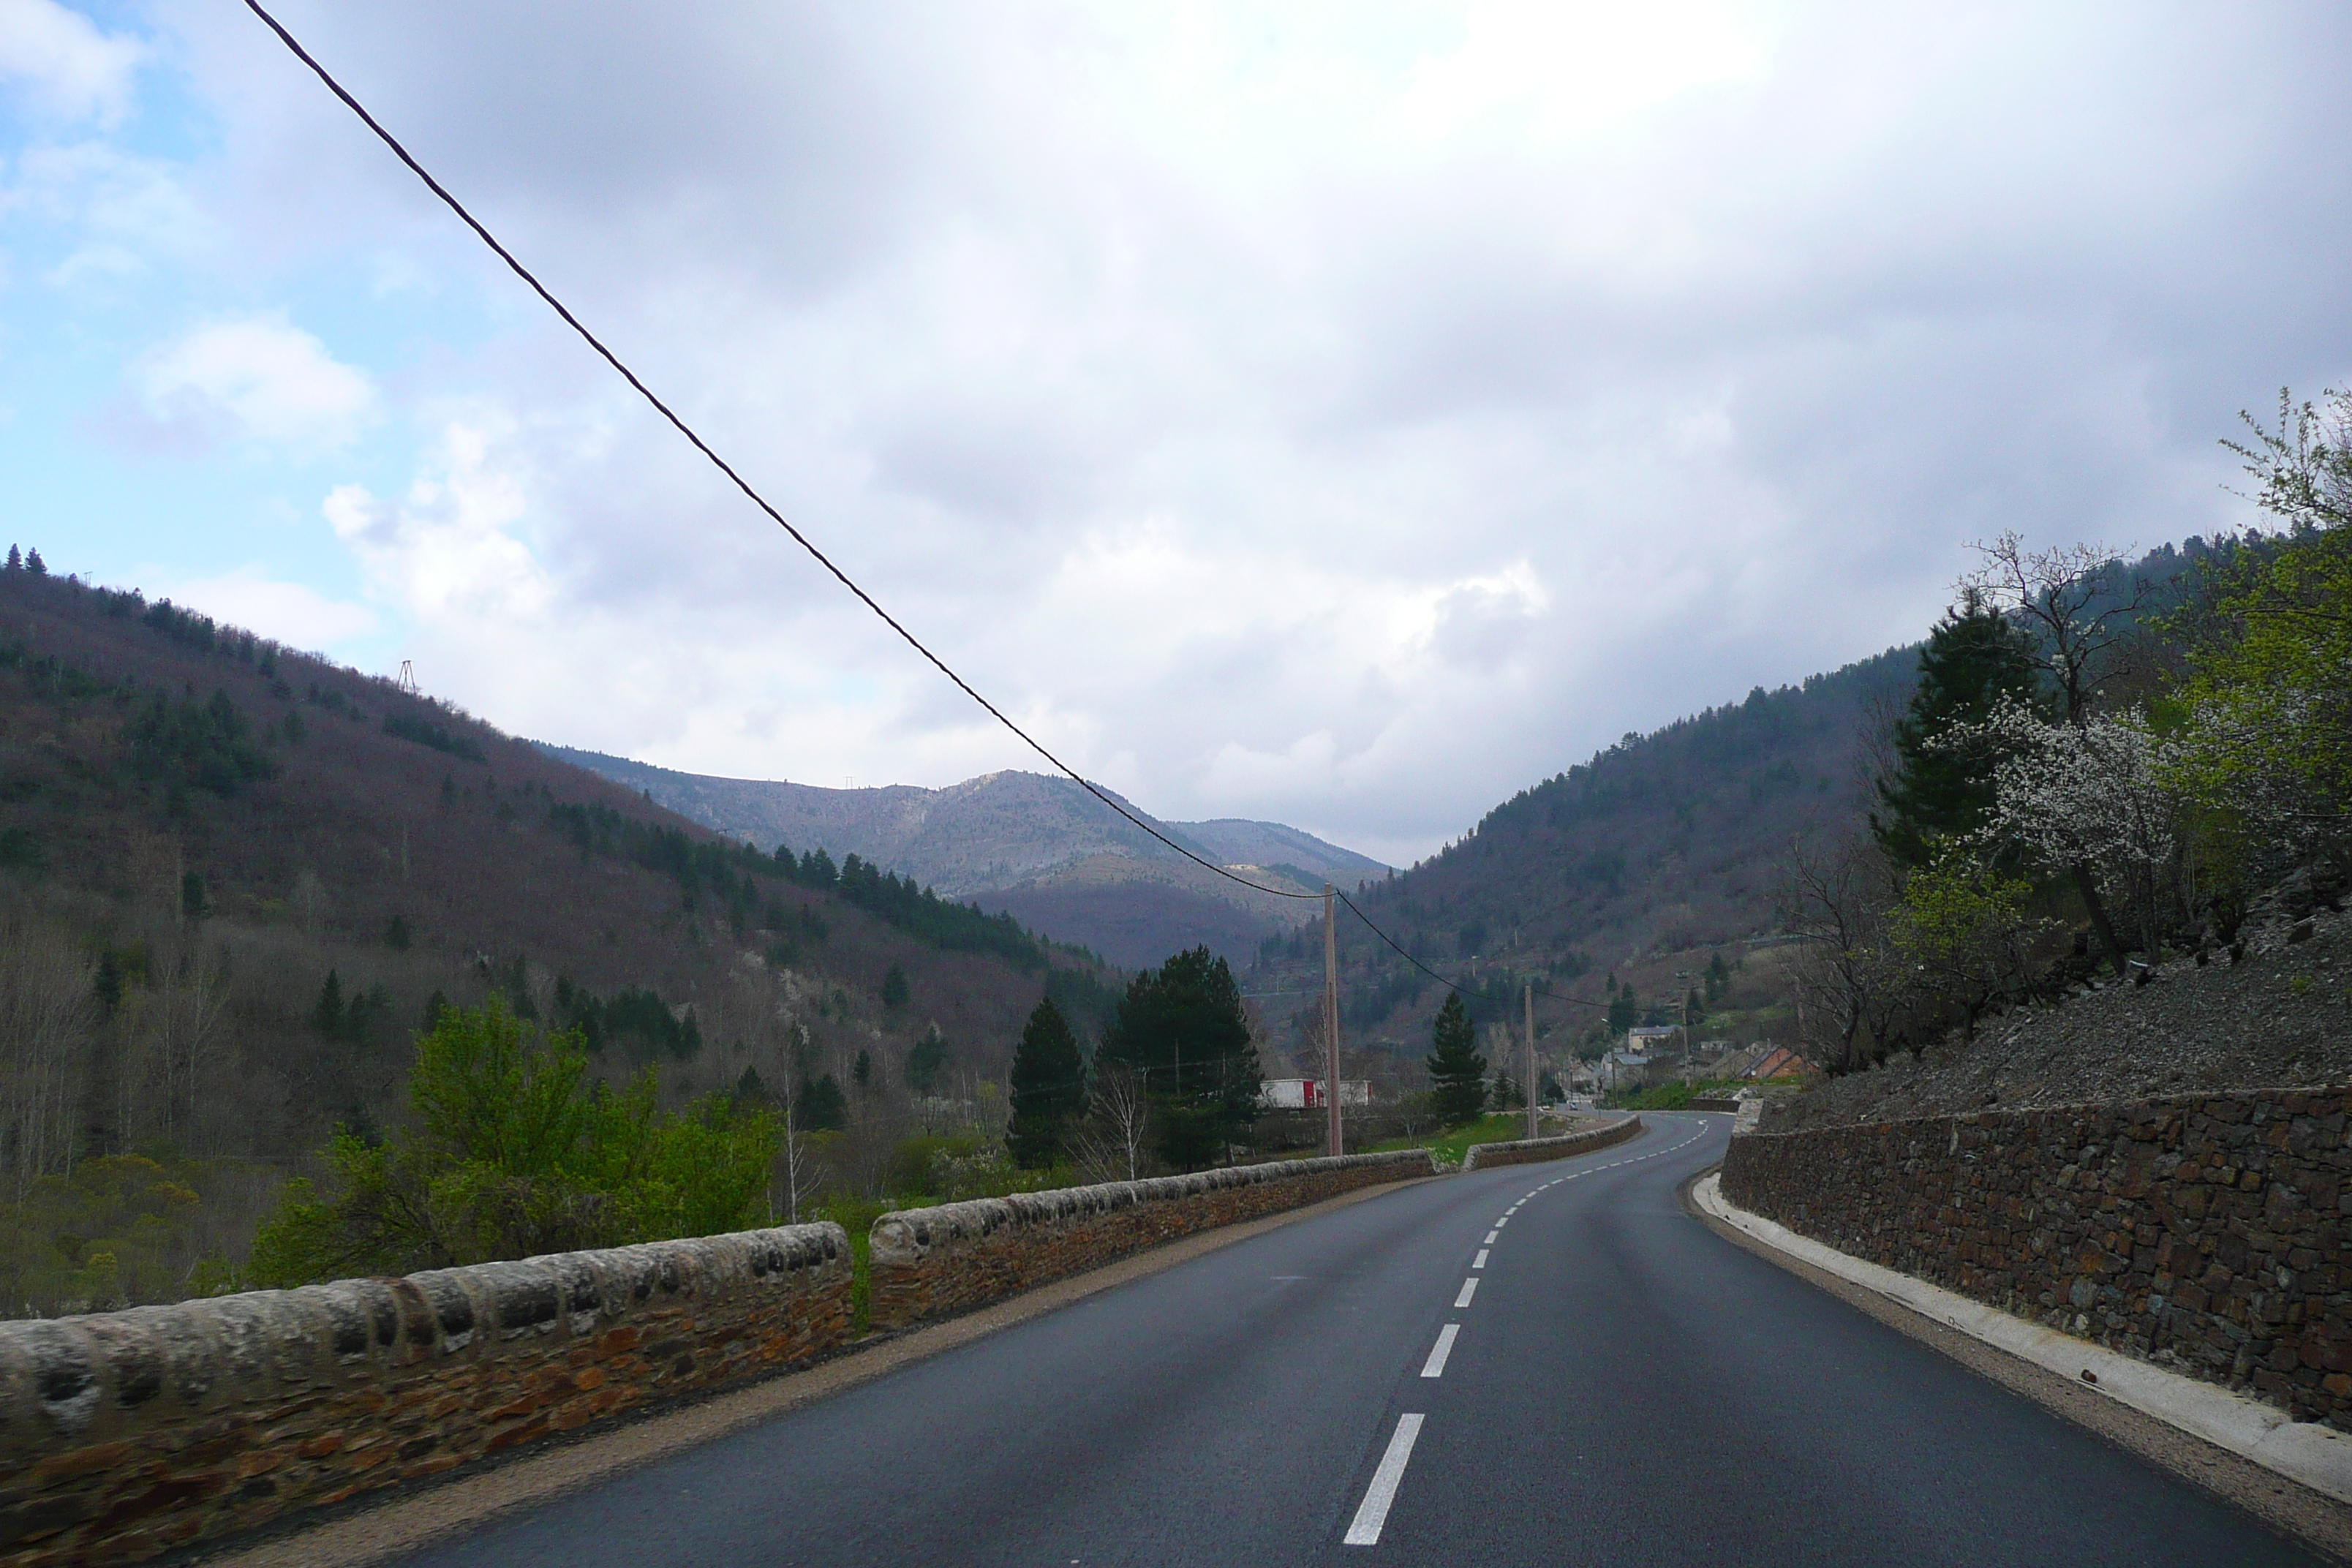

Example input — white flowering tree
[1944,697,2189,957]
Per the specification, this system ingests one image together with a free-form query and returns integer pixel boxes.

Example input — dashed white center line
[1344,1414,1425,1546]
[1472,1248,1489,1269]
[1483,1229,1498,1244]
[1420,1323,1460,1377]
[1493,1216,1509,1227]
[1454,1277,1479,1308]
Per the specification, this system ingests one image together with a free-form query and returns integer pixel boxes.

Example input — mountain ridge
[534,746,1390,967]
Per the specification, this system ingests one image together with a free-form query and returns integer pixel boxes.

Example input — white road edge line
[1420,1323,1460,1378]
[1454,1278,1479,1308]
[1471,1248,1489,1269]
[1344,1414,1426,1546]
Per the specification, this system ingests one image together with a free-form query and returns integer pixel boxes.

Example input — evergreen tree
[311,970,347,1038]
[385,915,411,951]
[881,964,911,1008]
[1425,994,1488,1126]
[1872,591,2046,869]
[797,1071,848,1131]
[1490,1070,1523,1112]
[1097,946,1261,1169]
[4,546,18,571]
[904,1025,950,1095]
[23,549,43,576]
[181,870,208,920]
[852,1048,872,1090]
[94,949,123,1016]
[1005,997,1088,1169]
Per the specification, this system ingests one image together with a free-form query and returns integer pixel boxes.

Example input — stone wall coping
[869,1150,1437,1265]
[0,1221,848,1458]
[1460,1116,1641,1172]
[1745,1082,2352,1139]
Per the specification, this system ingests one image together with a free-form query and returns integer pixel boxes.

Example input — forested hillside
[0,562,1112,1311]
[1243,649,1915,1076]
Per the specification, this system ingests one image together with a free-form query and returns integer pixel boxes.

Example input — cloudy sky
[7,1,2350,864]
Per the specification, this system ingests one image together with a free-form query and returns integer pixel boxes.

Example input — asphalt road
[394,1114,2324,1567]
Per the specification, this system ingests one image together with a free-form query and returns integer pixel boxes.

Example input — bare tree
[0,920,98,1197]
[776,1071,816,1224]
[1781,832,1908,1074]
[1072,1060,1150,1183]
[144,944,229,1153]
[292,869,330,944]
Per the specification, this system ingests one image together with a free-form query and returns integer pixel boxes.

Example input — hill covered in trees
[0,562,1112,1311]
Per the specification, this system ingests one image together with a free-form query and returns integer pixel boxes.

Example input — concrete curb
[1692,1172,2352,1507]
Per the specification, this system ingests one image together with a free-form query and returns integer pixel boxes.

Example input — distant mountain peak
[531,746,1392,968]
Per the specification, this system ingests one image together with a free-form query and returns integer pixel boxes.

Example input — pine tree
[23,549,43,576]
[852,1048,872,1090]
[1425,994,1487,1126]
[1096,946,1261,1169]
[904,1025,950,1095]
[181,870,208,921]
[797,1072,848,1131]
[1006,997,1088,1169]
[311,970,347,1038]
[385,915,411,951]
[1490,1070,1523,1112]
[881,964,911,1008]
[1872,591,2046,869]
[4,546,18,572]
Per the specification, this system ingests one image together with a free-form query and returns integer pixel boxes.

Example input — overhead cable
[244,1,1631,1025]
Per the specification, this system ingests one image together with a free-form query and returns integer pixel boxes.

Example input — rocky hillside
[538,747,1388,969]
[1766,875,2352,1133]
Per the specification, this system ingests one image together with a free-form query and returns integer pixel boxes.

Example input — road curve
[391,1114,2323,1567]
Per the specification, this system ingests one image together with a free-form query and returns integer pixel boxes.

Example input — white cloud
[156,567,377,652]
[43,0,2352,862]
[132,316,374,450]
[0,0,143,126]
[323,411,547,622]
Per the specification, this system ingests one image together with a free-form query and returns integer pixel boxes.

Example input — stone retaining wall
[868,1150,1436,1330]
[1460,1116,1643,1171]
[0,1224,851,1567]
[1721,1088,2352,1429]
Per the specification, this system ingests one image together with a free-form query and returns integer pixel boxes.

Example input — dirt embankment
[1768,897,2352,1133]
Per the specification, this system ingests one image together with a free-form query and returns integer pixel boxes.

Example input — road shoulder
[1683,1166,2352,1566]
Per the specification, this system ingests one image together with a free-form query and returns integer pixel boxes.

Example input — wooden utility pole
[1324,884,1343,1157]
[1524,981,1538,1141]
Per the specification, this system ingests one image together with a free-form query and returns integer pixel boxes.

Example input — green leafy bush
[247,999,777,1284]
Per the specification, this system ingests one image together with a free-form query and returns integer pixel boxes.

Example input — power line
[240,0,1316,905]
[1335,891,1606,1012]
[243,1,1634,1021]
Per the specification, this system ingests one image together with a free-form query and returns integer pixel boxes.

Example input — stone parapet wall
[0,1224,851,1567]
[1460,1116,1642,1172]
[1721,1088,2352,1428]
[868,1150,1436,1330]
